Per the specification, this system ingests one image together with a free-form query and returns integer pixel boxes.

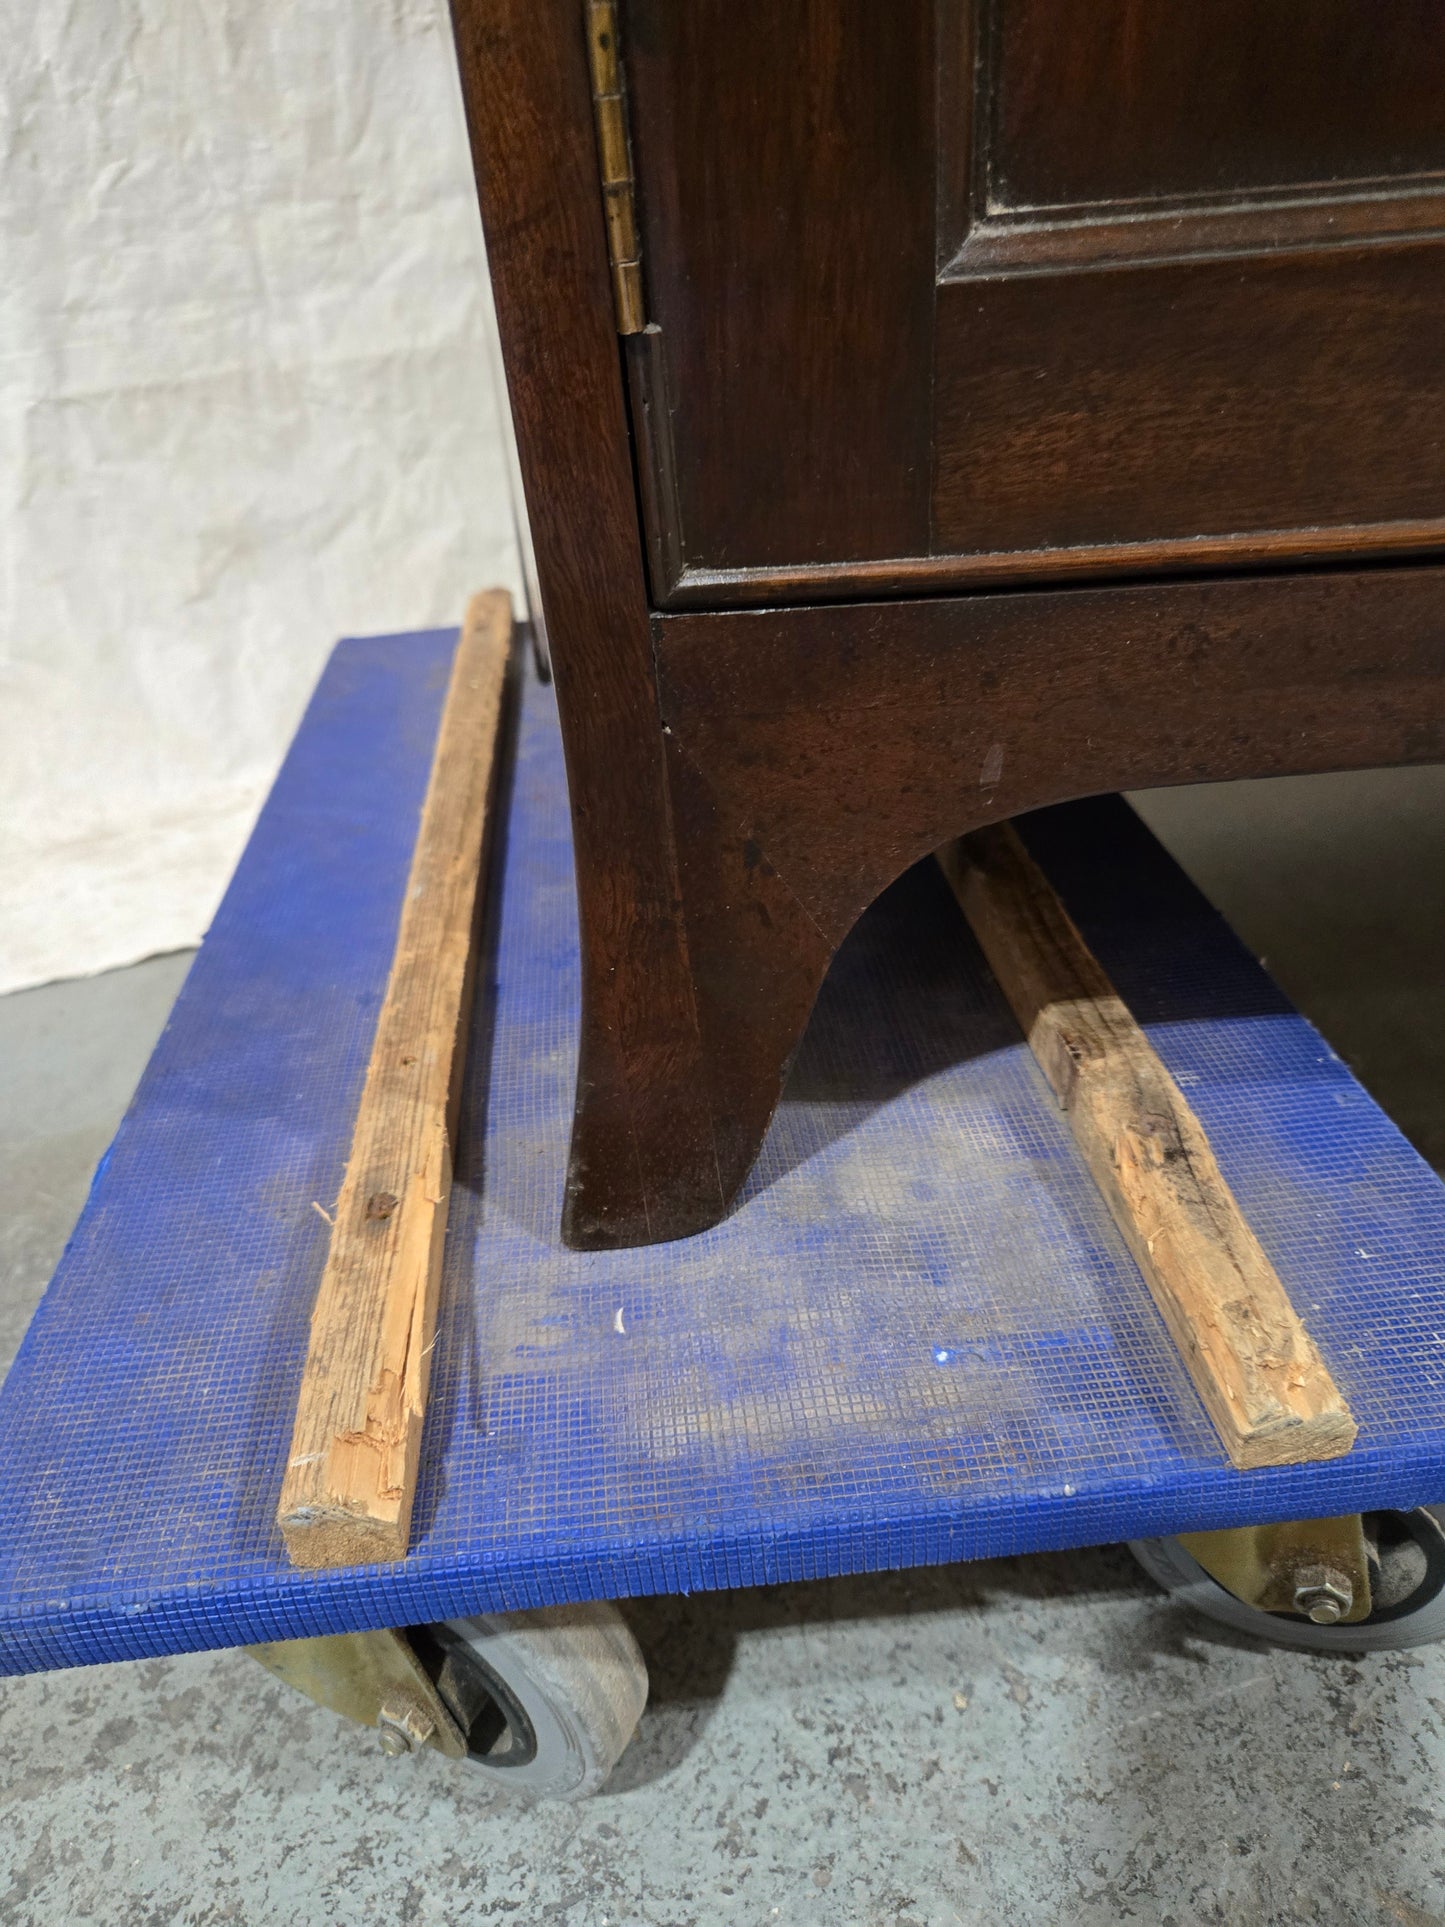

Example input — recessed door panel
[983,0,1445,215]
[623,0,1445,602]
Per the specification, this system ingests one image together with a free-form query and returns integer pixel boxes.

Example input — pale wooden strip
[937,822,1357,1471]
[278,591,513,1567]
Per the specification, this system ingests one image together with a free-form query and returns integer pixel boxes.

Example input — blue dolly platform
[5,628,1445,1677]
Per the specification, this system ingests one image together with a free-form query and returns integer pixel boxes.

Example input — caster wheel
[1130,1507,1445,1652]
[417,1601,649,1799]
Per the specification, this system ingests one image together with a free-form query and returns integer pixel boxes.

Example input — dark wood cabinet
[450,0,1445,1248]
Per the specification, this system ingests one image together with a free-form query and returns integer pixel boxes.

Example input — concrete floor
[3,767,1445,1926]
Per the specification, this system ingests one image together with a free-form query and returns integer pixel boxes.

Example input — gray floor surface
[3,766,1445,1927]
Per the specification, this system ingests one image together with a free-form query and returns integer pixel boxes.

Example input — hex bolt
[1291,1564,1354,1625]
[376,1693,436,1758]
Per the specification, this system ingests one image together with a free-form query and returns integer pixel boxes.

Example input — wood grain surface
[450,0,725,1249]
[278,593,512,1568]
[624,0,935,572]
[613,0,1445,599]
[938,821,1356,1470]
[450,2,1445,1247]
[646,567,1445,1240]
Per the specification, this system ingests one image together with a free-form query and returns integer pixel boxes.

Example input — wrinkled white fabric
[0,0,521,992]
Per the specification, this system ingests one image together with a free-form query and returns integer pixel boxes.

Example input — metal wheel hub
[410,1622,539,1769]
[1131,1506,1445,1651]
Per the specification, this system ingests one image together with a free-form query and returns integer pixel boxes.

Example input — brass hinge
[584,0,646,334]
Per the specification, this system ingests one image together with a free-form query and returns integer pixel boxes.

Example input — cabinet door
[622,0,1445,605]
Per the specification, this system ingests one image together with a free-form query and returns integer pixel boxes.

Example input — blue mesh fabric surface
[4,628,1445,1675]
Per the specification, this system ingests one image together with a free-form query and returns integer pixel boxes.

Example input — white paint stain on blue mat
[3,631,1445,1673]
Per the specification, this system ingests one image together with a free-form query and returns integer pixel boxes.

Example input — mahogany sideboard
[449,0,1445,1248]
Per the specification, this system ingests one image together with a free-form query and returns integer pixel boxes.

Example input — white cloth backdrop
[0,0,520,993]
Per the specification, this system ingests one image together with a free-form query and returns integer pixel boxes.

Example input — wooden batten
[277,591,513,1568]
[938,821,1357,1472]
